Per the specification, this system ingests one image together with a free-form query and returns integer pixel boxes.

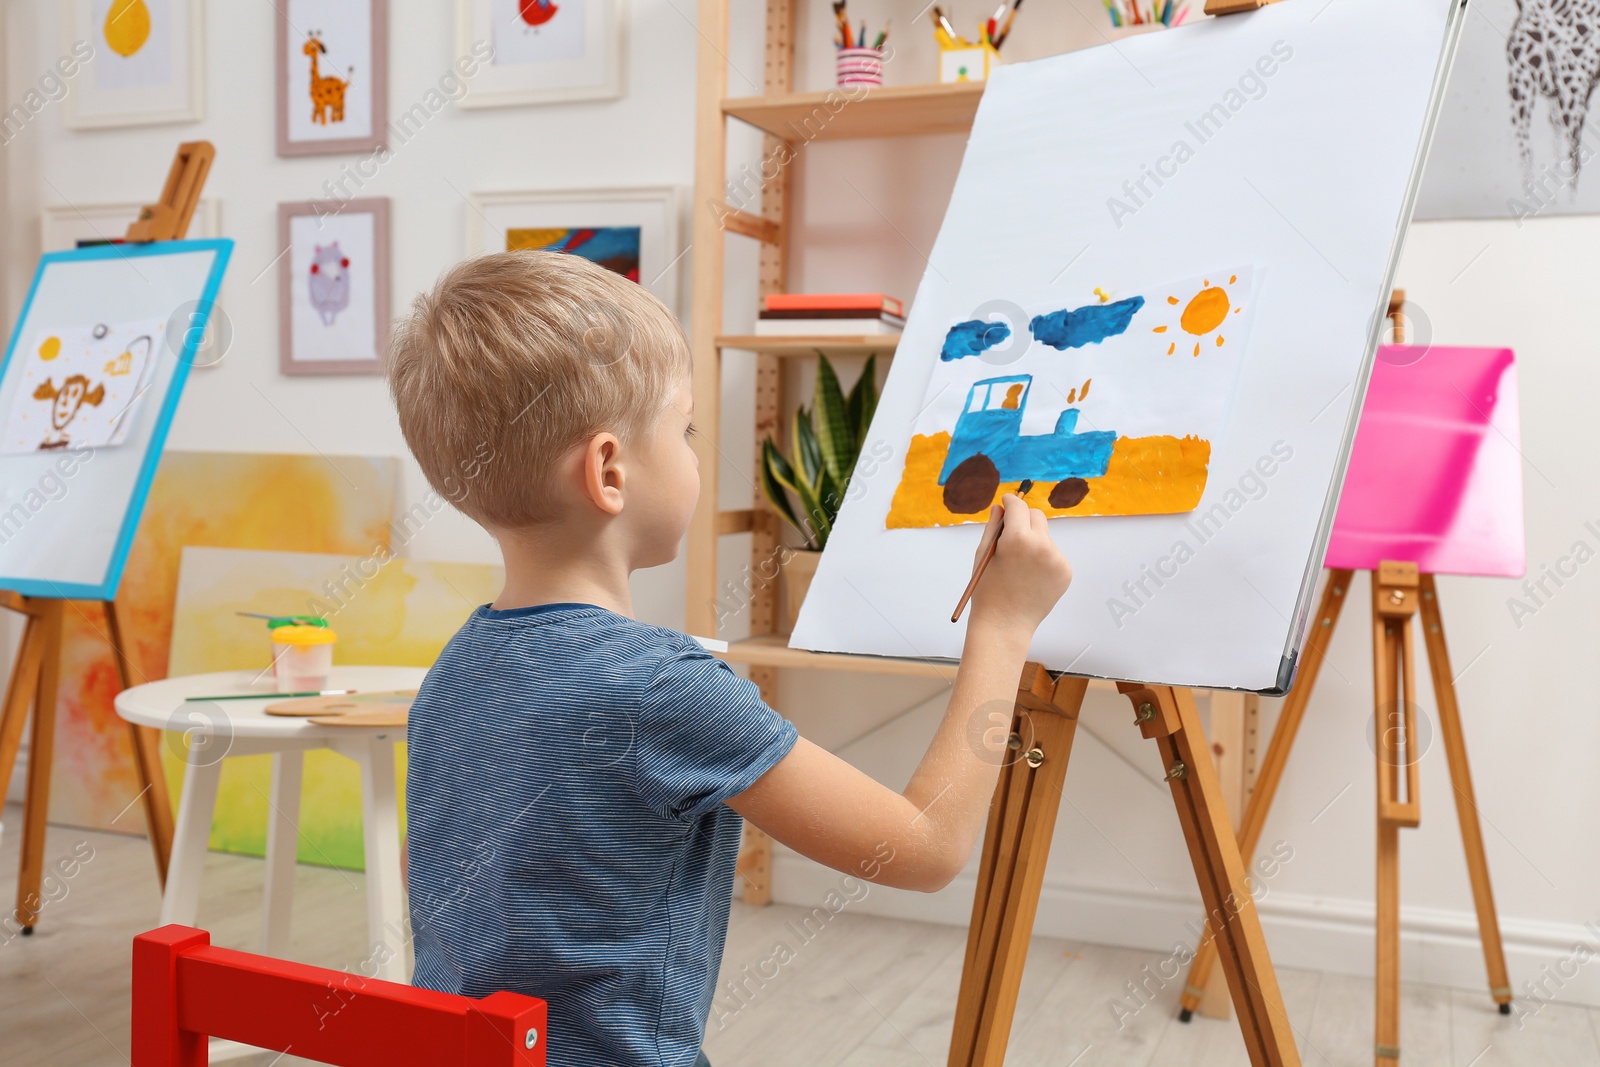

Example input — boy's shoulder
[438,602,719,682]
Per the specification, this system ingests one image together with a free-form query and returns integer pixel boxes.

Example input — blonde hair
[388,250,690,528]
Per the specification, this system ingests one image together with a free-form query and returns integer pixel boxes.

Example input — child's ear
[580,432,625,516]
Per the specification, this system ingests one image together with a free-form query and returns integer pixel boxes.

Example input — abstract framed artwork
[275,0,389,157]
[466,186,679,312]
[277,198,391,376]
[455,0,624,107]
[64,0,205,128]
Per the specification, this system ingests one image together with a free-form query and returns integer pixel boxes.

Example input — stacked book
[755,293,905,336]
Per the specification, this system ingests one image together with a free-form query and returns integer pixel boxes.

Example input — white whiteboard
[0,240,232,600]
[792,0,1465,693]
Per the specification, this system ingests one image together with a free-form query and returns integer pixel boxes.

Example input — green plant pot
[781,548,822,633]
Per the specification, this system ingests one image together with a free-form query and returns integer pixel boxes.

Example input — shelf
[717,334,901,356]
[722,635,1119,692]
[724,635,956,678]
[722,81,986,141]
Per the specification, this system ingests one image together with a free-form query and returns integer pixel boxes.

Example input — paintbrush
[950,481,1034,623]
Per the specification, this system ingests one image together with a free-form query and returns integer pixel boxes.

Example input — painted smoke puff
[308,242,351,325]
[888,269,1259,528]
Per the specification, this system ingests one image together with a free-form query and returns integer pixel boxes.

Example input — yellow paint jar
[270,624,337,693]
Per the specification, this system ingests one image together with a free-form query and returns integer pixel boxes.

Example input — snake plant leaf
[760,438,805,536]
[794,406,825,489]
[847,354,879,445]
[813,355,854,485]
[787,459,830,549]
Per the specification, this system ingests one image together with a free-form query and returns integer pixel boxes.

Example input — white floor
[2,804,1596,1066]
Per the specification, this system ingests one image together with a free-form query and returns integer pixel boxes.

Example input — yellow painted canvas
[50,452,397,835]
[167,546,503,869]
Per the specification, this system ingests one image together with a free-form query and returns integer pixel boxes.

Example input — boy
[389,251,1073,1066]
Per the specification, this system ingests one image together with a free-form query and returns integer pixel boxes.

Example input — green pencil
[185,689,354,702]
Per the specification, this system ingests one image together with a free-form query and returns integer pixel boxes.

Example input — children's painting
[278,198,391,375]
[888,269,1258,528]
[46,452,397,836]
[456,0,620,106]
[276,0,386,156]
[67,0,202,127]
[0,321,165,454]
[506,225,641,281]
[491,0,587,64]
[167,546,504,869]
[468,188,678,311]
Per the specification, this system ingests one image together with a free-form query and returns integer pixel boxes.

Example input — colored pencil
[185,689,356,702]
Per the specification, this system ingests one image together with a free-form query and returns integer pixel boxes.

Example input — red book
[762,292,904,318]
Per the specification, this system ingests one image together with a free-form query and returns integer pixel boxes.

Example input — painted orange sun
[1151,274,1245,356]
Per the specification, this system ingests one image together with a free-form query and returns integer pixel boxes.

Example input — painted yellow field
[886,431,1212,528]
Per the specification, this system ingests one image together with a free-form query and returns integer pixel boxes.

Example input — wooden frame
[275,0,389,158]
[454,0,625,108]
[464,186,682,314]
[63,0,205,129]
[276,197,391,377]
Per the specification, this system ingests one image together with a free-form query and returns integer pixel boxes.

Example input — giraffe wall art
[276,1,386,156]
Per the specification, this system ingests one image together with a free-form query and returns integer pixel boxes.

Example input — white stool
[114,666,424,983]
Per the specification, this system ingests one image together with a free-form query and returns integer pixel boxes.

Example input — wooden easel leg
[1121,683,1301,1067]
[0,606,47,818]
[1176,570,1353,1021]
[15,601,64,932]
[104,599,174,886]
[1417,575,1512,1014]
[948,667,1085,1067]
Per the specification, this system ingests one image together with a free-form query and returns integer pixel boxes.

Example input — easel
[0,140,215,934]
[946,2,1309,1062]
[1166,297,1513,1067]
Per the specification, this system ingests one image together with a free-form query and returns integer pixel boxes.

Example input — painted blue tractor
[939,374,1116,514]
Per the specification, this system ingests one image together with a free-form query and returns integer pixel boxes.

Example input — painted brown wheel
[943,453,1000,514]
[1048,478,1089,509]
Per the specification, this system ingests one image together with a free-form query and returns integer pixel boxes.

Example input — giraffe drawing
[1506,0,1600,193]
[303,31,352,126]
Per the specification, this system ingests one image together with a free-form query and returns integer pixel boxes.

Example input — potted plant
[760,354,879,630]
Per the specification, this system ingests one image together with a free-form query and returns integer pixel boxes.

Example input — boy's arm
[726,495,1072,894]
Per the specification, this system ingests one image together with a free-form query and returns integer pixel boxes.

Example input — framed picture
[278,199,391,376]
[466,187,680,312]
[64,0,205,128]
[41,199,221,251]
[455,0,624,107]
[276,0,389,157]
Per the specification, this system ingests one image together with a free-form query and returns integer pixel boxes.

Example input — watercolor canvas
[167,546,504,869]
[790,0,1463,692]
[45,452,397,835]
[0,321,164,455]
[889,270,1258,528]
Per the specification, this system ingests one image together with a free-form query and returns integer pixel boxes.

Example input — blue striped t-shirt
[406,602,797,1067]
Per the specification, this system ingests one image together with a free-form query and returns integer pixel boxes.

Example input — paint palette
[1326,346,1524,577]
[265,689,415,727]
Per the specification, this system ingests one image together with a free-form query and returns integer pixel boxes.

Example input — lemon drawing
[104,0,152,58]
[38,336,61,361]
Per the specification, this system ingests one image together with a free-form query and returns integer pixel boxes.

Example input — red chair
[132,925,546,1065]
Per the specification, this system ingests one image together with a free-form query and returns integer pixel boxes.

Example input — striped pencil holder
[836,47,885,88]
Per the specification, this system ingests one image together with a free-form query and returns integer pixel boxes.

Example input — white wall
[4,0,1597,1013]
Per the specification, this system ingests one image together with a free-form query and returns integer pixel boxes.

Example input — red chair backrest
[132,925,546,1066]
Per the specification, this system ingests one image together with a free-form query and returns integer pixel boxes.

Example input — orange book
[762,292,904,318]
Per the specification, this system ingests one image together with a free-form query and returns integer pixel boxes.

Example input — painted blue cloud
[941,319,1012,361]
[1030,296,1145,351]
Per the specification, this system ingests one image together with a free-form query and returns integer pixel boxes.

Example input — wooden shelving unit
[687,1,988,904]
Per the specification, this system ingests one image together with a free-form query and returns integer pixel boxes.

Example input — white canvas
[288,212,378,364]
[0,242,230,596]
[283,0,375,144]
[791,0,1465,693]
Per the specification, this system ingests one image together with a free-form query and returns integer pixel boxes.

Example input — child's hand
[967,493,1073,638]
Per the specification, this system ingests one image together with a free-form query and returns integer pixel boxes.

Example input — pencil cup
[270,624,337,692]
[836,47,885,88]
[938,43,1000,84]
